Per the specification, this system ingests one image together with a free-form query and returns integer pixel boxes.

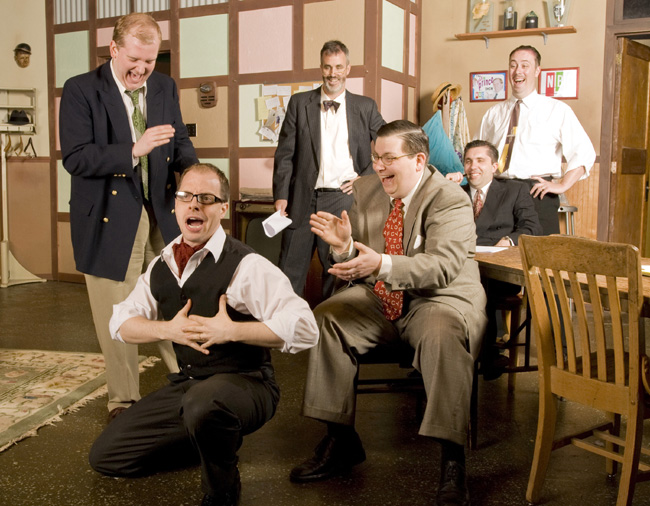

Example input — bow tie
[322,100,340,113]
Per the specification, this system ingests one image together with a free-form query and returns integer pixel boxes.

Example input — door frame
[599,0,650,241]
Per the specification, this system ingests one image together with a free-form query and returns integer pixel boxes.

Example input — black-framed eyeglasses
[371,153,415,166]
[174,191,225,205]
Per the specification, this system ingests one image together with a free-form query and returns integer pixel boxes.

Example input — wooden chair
[520,234,650,506]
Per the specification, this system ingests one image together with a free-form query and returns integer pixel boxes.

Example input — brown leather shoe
[107,406,128,424]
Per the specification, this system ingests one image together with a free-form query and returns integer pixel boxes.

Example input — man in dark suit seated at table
[292,120,487,506]
[462,139,542,379]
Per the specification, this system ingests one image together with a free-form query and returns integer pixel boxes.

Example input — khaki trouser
[85,207,178,412]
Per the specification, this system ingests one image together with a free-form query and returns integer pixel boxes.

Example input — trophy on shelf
[546,0,571,27]
[468,0,494,33]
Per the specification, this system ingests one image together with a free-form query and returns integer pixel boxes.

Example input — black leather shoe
[435,461,470,506]
[201,471,241,506]
[290,434,366,483]
[481,352,510,381]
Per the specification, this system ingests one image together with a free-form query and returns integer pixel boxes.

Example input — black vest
[151,236,270,379]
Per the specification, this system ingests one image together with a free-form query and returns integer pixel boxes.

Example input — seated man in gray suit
[292,120,487,506]
[462,139,542,379]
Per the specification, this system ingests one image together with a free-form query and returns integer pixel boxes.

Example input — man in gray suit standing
[273,40,384,299]
[291,120,487,506]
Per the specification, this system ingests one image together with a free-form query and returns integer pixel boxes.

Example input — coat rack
[1,128,45,287]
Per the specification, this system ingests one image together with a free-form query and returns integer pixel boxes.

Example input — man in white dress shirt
[478,45,595,234]
[89,163,319,506]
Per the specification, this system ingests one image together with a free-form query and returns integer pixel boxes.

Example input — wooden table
[475,246,650,317]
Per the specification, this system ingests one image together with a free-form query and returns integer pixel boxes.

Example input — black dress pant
[89,365,279,498]
[519,177,560,235]
[279,189,353,299]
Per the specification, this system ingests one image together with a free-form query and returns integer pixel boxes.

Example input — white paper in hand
[262,210,292,237]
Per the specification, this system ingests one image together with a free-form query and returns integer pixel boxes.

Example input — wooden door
[609,38,650,253]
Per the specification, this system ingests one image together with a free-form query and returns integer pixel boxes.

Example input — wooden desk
[476,247,650,317]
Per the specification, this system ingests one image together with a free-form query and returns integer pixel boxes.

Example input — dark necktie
[374,199,404,321]
[125,88,149,199]
[498,99,522,174]
[322,100,340,113]
[473,189,484,220]
[173,240,207,277]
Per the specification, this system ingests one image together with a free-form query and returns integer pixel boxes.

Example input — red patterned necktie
[374,199,404,321]
[473,189,484,220]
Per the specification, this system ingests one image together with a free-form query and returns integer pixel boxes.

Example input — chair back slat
[568,272,591,377]
[607,275,627,386]
[586,274,608,381]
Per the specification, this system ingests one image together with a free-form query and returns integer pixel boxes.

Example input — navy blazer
[463,178,542,246]
[272,87,384,227]
[60,62,198,281]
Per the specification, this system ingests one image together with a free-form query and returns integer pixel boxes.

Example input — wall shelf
[0,88,36,134]
[455,26,577,48]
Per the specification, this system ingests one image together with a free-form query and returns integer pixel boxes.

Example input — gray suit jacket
[273,87,384,226]
[349,165,487,354]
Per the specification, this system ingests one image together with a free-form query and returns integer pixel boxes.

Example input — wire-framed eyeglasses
[370,153,415,166]
[174,191,225,205]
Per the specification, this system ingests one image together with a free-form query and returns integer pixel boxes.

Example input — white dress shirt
[478,91,596,180]
[316,89,356,189]
[110,227,319,354]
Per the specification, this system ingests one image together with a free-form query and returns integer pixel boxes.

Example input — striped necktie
[498,99,522,174]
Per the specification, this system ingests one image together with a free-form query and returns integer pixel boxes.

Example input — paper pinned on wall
[277,85,291,96]
[256,96,269,121]
[262,84,277,96]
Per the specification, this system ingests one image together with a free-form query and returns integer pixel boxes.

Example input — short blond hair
[112,12,162,48]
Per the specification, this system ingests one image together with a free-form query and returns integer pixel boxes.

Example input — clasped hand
[310,210,381,281]
[167,295,233,355]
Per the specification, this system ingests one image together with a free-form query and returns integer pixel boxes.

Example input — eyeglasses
[174,191,225,205]
[371,153,415,166]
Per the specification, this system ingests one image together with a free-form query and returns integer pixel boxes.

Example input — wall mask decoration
[14,43,31,68]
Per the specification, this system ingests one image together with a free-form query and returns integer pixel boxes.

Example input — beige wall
[420,0,605,146]
[0,0,50,157]
[420,0,606,238]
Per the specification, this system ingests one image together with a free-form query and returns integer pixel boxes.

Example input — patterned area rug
[0,349,156,452]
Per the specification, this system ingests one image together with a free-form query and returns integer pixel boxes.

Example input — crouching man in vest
[89,163,319,506]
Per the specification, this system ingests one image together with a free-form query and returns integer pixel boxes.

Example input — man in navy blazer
[273,40,384,300]
[60,13,198,420]
[462,139,541,379]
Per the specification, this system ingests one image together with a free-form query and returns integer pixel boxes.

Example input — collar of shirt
[320,88,346,112]
[161,227,225,283]
[110,59,148,103]
[390,170,424,216]
[470,180,492,201]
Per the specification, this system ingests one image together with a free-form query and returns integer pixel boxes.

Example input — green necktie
[125,88,149,199]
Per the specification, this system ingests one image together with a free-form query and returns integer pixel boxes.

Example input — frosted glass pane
[55,31,90,88]
[180,15,229,78]
[381,0,404,73]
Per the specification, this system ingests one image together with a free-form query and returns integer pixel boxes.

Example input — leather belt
[314,187,342,193]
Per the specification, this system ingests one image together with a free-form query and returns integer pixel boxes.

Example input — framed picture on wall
[538,67,579,99]
[469,71,507,102]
